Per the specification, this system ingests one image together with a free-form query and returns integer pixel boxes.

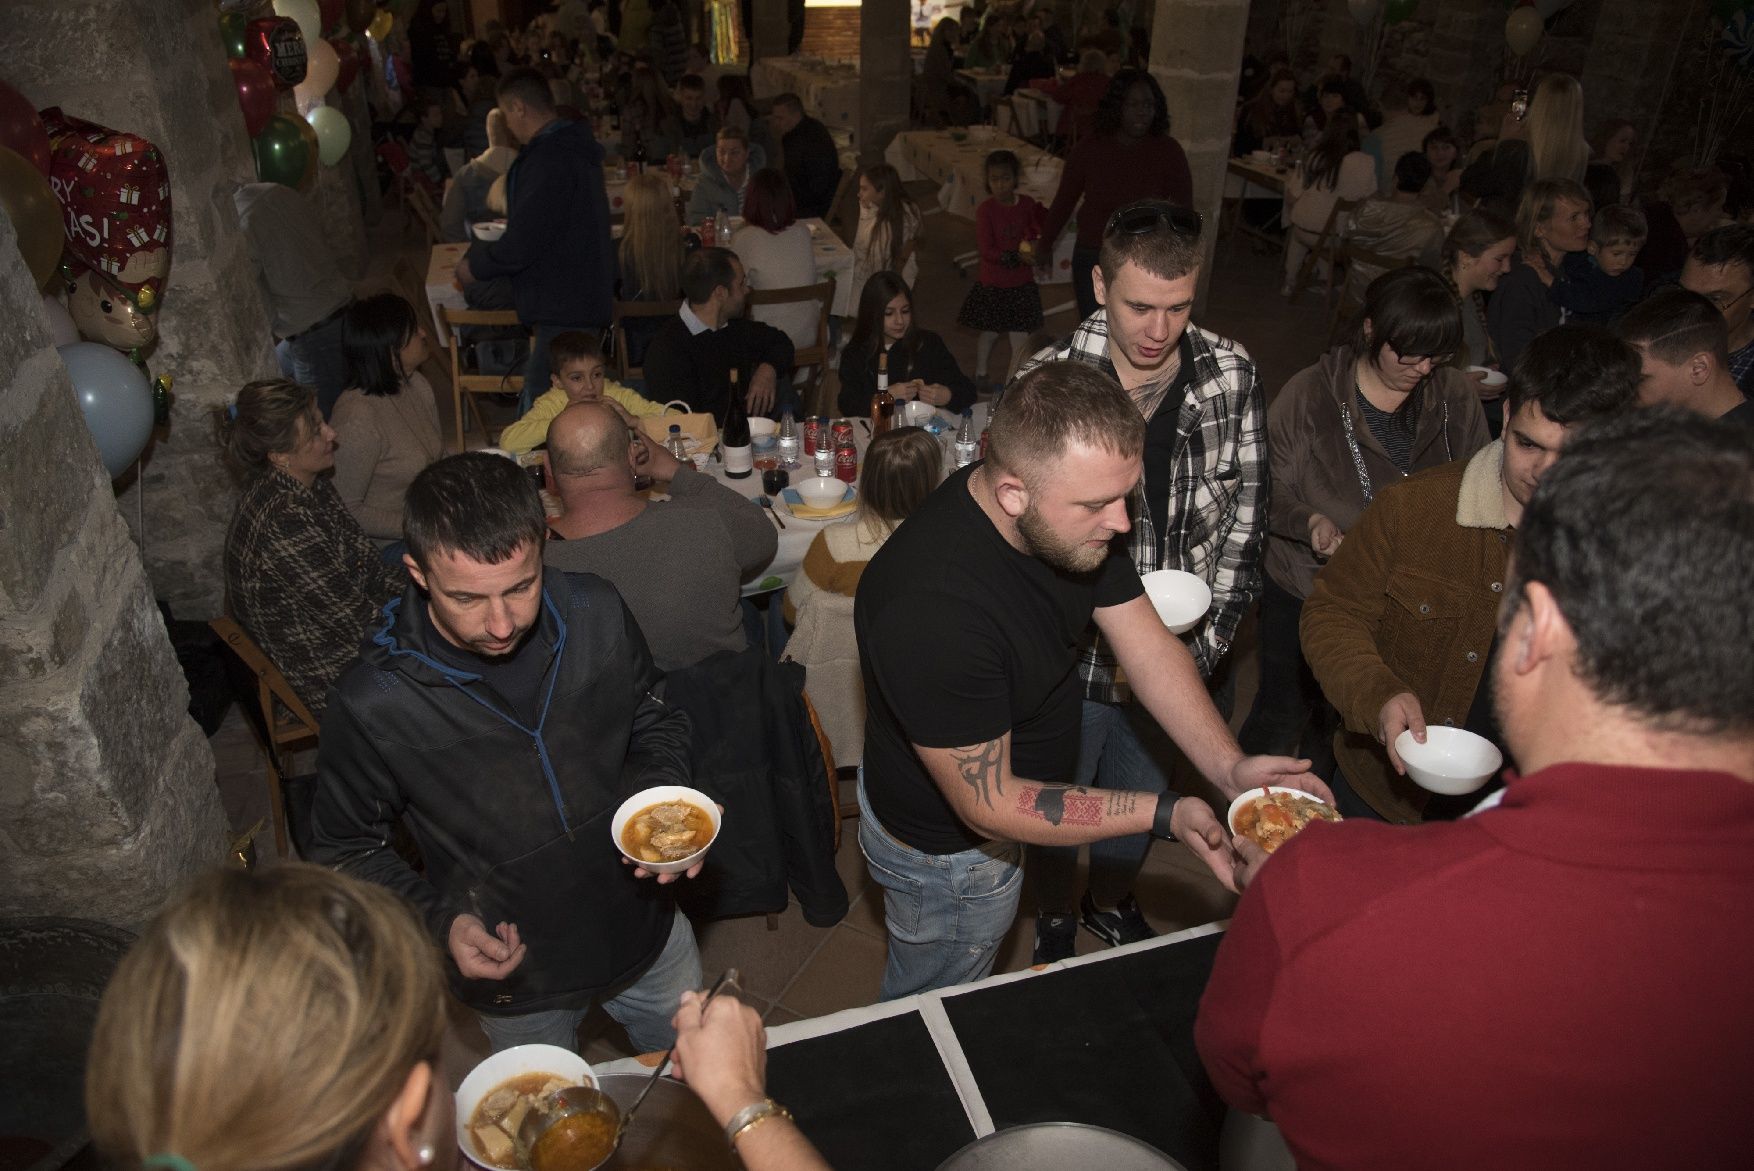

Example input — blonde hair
[86,865,447,1171]
[619,172,684,299]
[1517,177,1592,259]
[1526,74,1587,185]
[857,426,942,540]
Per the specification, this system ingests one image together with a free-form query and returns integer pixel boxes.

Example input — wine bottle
[871,351,894,435]
[722,369,753,479]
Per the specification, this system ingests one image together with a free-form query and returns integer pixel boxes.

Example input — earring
[415,1145,435,1168]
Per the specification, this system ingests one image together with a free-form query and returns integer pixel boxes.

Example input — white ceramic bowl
[471,219,508,242]
[748,416,778,439]
[900,400,936,428]
[796,475,847,508]
[1468,365,1508,388]
[1224,785,1336,838]
[1141,569,1212,635]
[610,785,722,874]
[1394,727,1504,795]
[454,1044,596,1169]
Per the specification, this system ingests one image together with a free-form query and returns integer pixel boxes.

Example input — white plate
[455,1044,596,1170]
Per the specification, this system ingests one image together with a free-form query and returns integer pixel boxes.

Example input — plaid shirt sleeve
[1192,340,1268,675]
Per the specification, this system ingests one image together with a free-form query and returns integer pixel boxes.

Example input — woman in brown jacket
[1237,267,1490,778]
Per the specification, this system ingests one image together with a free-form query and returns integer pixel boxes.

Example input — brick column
[858,0,912,161]
[0,208,228,930]
[1148,0,1250,318]
[3,0,305,619]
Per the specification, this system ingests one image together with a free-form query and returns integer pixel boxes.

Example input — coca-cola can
[625,160,638,180]
[813,446,835,477]
[834,441,858,483]
[803,416,823,456]
[831,421,855,449]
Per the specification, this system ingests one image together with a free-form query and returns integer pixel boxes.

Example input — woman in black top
[837,271,977,416]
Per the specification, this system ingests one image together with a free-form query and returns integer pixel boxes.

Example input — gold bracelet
[725,1098,794,1147]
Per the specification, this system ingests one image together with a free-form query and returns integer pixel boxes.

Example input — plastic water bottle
[954,408,978,467]
[665,423,689,461]
[777,406,801,468]
[715,215,733,247]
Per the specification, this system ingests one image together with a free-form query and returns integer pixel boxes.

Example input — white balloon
[306,104,352,166]
[295,37,340,105]
[42,295,80,347]
[274,0,323,47]
[1506,6,1544,56]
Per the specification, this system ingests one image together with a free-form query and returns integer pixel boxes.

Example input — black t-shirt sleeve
[865,586,1014,752]
[1094,547,1145,609]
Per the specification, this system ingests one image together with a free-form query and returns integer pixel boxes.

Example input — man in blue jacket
[308,453,703,1054]
[458,69,614,413]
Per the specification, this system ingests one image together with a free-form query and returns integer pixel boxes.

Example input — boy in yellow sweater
[499,330,665,453]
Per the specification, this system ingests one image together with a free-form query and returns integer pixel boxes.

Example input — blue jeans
[857,777,1024,1000]
[276,309,350,419]
[521,322,597,416]
[475,909,702,1054]
[1028,700,1173,914]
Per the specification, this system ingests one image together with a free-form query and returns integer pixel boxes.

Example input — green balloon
[253,113,314,189]
[219,10,249,59]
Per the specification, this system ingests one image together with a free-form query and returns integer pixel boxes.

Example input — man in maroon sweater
[1196,407,1754,1169]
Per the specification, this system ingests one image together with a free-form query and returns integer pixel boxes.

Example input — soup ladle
[518,968,740,1171]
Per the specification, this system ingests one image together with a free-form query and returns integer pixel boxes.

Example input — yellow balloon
[0,146,64,291]
[1505,6,1544,56]
[367,8,393,40]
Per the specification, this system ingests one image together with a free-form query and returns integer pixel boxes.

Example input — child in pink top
[957,150,1044,389]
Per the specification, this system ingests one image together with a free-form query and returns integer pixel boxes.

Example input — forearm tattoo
[1105,791,1142,817]
[1018,785,1103,826]
[952,740,1005,809]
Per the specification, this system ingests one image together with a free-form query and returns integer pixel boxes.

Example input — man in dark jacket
[458,69,614,412]
[307,453,702,1054]
[769,94,841,220]
[644,247,795,421]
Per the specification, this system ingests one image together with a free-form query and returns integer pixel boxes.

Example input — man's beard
[1017,501,1109,574]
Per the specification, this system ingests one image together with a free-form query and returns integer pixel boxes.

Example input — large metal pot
[936,1122,1187,1170]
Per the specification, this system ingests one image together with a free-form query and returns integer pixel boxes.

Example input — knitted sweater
[328,373,445,541]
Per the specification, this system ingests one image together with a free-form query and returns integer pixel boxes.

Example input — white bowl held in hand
[796,475,847,508]
[471,219,508,242]
[455,1044,596,1169]
[1467,365,1508,389]
[610,785,722,874]
[1141,569,1213,635]
[1394,727,1504,795]
[900,399,936,427]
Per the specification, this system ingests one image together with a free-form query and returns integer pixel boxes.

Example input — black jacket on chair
[662,646,849,927]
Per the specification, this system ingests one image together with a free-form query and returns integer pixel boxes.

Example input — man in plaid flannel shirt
[1013,200,1268,961]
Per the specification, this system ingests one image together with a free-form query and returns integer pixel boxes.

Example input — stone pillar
[750,0,791,62]
[858,0,912,161]
[0,214,228,931]
[1580,0,1696,180]
[1148,0,1250,318]
[3,0,291,619]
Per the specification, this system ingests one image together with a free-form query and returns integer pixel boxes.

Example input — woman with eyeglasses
[1037,68,1194,321]
[1237,267,1489,772]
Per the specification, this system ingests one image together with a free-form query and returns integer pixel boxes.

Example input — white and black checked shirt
[1015,310,1268,701]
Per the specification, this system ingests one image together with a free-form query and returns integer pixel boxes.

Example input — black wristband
[1150,796,1178,842]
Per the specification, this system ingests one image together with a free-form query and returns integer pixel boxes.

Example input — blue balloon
[57,342,155,478]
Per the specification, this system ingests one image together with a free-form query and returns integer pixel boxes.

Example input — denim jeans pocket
[861,847,926,938]
[960,844,1023,903]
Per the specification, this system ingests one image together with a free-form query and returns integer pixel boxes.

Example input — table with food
[749,56,862,146]
[883,127,1078,285]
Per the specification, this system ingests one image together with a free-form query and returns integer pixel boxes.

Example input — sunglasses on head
[1104,200,1203,241]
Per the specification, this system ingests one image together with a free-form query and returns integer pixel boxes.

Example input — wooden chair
[1330,241,1422,339]
[1289,196,1363,301]
[611,298,683,385]
[406,183,444,246]
[824,167,860,238]
[744,276,837,417]
[209,617,319,859]
[799,692,848,851]
[437,305,526,448]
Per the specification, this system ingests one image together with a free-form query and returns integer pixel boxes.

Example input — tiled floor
[208,182,1328,1080]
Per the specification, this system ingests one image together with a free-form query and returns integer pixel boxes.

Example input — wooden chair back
[1330,242,1422,338]
[209,617,320,858]
[744,276,837,417]
[1289,196,1363,300]
[437,304,526,448]
[611,298,683,385]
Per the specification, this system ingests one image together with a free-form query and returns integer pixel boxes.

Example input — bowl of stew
[611,785,721,874]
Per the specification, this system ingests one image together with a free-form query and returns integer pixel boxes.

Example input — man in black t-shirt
[855,362,1318,1000]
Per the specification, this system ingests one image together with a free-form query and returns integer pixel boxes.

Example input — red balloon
[40,109,173,316]
[229,58,277,137]
[246,16,308,88]
[318,0,346,34]
[344,0,374,34]
[330,37,362,93]
[0,79,50,176]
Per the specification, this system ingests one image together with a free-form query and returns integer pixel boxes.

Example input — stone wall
[4,0,290,620]
[0,212,228,931]
[858,0,913,163]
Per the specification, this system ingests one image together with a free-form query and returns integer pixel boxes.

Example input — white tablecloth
[749,56,862,145]
[883,128,1077,285]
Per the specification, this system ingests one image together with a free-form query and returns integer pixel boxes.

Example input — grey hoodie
[686,142,768,221]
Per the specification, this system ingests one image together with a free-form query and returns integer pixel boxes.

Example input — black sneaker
[1033,911,1077,964]
[1080,892,1157,948]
